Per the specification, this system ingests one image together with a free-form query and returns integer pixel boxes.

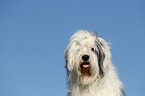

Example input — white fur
[65,30,125,96]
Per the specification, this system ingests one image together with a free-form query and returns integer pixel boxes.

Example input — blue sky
[0,0,145,96]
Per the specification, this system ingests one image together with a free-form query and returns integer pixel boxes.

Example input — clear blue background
[0,0,145,96]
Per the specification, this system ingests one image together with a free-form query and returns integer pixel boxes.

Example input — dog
[64,30,125,96]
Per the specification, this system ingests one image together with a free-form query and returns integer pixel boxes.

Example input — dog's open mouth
[80,62,91,76]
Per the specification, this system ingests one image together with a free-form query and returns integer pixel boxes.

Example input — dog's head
[65,30,111,84]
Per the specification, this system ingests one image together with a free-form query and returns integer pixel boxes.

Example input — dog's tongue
[83,64,89,68]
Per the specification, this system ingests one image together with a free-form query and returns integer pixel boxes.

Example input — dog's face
[65,30,109,84]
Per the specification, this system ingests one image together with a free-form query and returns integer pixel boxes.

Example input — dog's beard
[74,54,100,85]
[80,61,91,76]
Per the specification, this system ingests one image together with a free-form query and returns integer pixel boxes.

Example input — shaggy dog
[64,30,125,96]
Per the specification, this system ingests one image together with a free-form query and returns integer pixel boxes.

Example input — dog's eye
[91,48,95,52]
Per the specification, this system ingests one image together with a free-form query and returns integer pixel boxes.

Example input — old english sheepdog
[64,30,125,96]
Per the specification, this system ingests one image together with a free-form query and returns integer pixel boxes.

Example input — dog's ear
[93,30,98,37]
[64,47,73,72]
[95,39,105,78]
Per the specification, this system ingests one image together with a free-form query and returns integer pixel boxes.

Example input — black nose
[82,55,89,61]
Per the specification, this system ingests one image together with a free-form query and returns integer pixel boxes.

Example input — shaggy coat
[65,30,125,96]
